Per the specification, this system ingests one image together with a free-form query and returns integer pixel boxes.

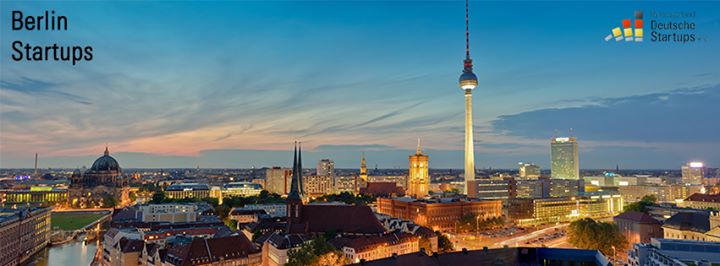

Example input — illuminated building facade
[316,159,335,177]
[332,232,419,264]
[220,182,263,197]
[163,183,210,199]
[139,204,198,223]
[0,186,68,206]
[334,175,358,194]
[368,176,407,190]
[466,178,514,201]
[407,140,429,198]
[376,197,502,232]
[550,137,579,179]
[302,175,334,197]
[549,178,584,197]
[360,153,368,188]
[677,193,720,210]
[619,184,703,204]
[662,211,720,242]
[508,194,623,226]
[518,162,541,179]
[0,207,51,266]
[71,146,124,187]
[515,177,550,198]
[614,211,662,249]
[682,161,705,185]
[265,167,292,195]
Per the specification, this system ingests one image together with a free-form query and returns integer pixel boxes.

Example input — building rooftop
[166,235,259,265]
[288,205,386,235]
[614,211,660,224]
[662,212,711,233]
[165,183,210,191]
[331,232,417,253]
[685,193,720,203]
[223,182,262,190]
[349,247,609,266]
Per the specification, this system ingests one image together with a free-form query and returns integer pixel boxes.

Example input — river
[24,240,98,266]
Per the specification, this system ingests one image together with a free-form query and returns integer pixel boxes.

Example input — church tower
[360,153,368,188]
[407,139,429,198]
[287,142,304,229]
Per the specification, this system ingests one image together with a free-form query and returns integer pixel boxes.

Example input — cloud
[314,144,396,151]
[491,85,720,143]
[1,77,91,105]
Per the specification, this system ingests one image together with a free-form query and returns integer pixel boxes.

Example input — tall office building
[459,0,479,195]
[518,162,541,179]
[266,167,292,195]
[551,137,580,179]
[466,178,514,201]
[407,140,429,198]
[316,159,334,177]
[681,161,705,185]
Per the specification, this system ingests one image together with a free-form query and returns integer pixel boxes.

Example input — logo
[605,11,643,42]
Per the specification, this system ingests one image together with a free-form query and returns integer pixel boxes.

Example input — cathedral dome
[90,146,120,172]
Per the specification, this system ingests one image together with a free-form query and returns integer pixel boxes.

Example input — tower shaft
[464,90,475,194]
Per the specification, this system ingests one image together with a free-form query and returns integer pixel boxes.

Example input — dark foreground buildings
[0,207,51,266]
[349,247,611,266]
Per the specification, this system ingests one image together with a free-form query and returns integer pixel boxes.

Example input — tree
[419,237,433,255]
[623,194,657,213]
[567,218,627,256]
[456,215,504,233]
[436,231,454,253]
[101,194,117,208]
[150,191,165,203]
[311,192,376,206]
[286,236,347,266]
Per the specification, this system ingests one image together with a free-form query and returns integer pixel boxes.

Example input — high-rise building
[515,177,550,198]
[407,140,429,198]
[459,0,479,195]
[518,162,541,179]
[682,161,705,185]
[551,137,580,179]
[265,167,292,195]
[467,178,514,201]
[303,175,334,197]
[316,159,335,177]
[549,178,584,197]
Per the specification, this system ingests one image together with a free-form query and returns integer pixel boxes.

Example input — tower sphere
[459,71,478,90]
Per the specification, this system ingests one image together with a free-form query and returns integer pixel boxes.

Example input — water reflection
[24,241,97,266]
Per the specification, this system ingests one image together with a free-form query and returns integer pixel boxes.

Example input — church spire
[287,142,304,201]
[298,142,304,196]
[416,137,422,155]
[287,141,304,229]
[104,144,109,156]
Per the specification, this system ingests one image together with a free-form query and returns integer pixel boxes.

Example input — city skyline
[2,1,719,169]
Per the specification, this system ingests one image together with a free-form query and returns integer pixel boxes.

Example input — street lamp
[476,215,480,238]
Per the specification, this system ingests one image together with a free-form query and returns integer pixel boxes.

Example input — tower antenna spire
[465,0,470,60]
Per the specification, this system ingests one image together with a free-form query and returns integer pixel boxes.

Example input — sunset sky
[1,1,719,169]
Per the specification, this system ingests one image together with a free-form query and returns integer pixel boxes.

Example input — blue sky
[1,1,719,169]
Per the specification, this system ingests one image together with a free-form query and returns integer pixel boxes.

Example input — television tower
[459,0,479,195]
